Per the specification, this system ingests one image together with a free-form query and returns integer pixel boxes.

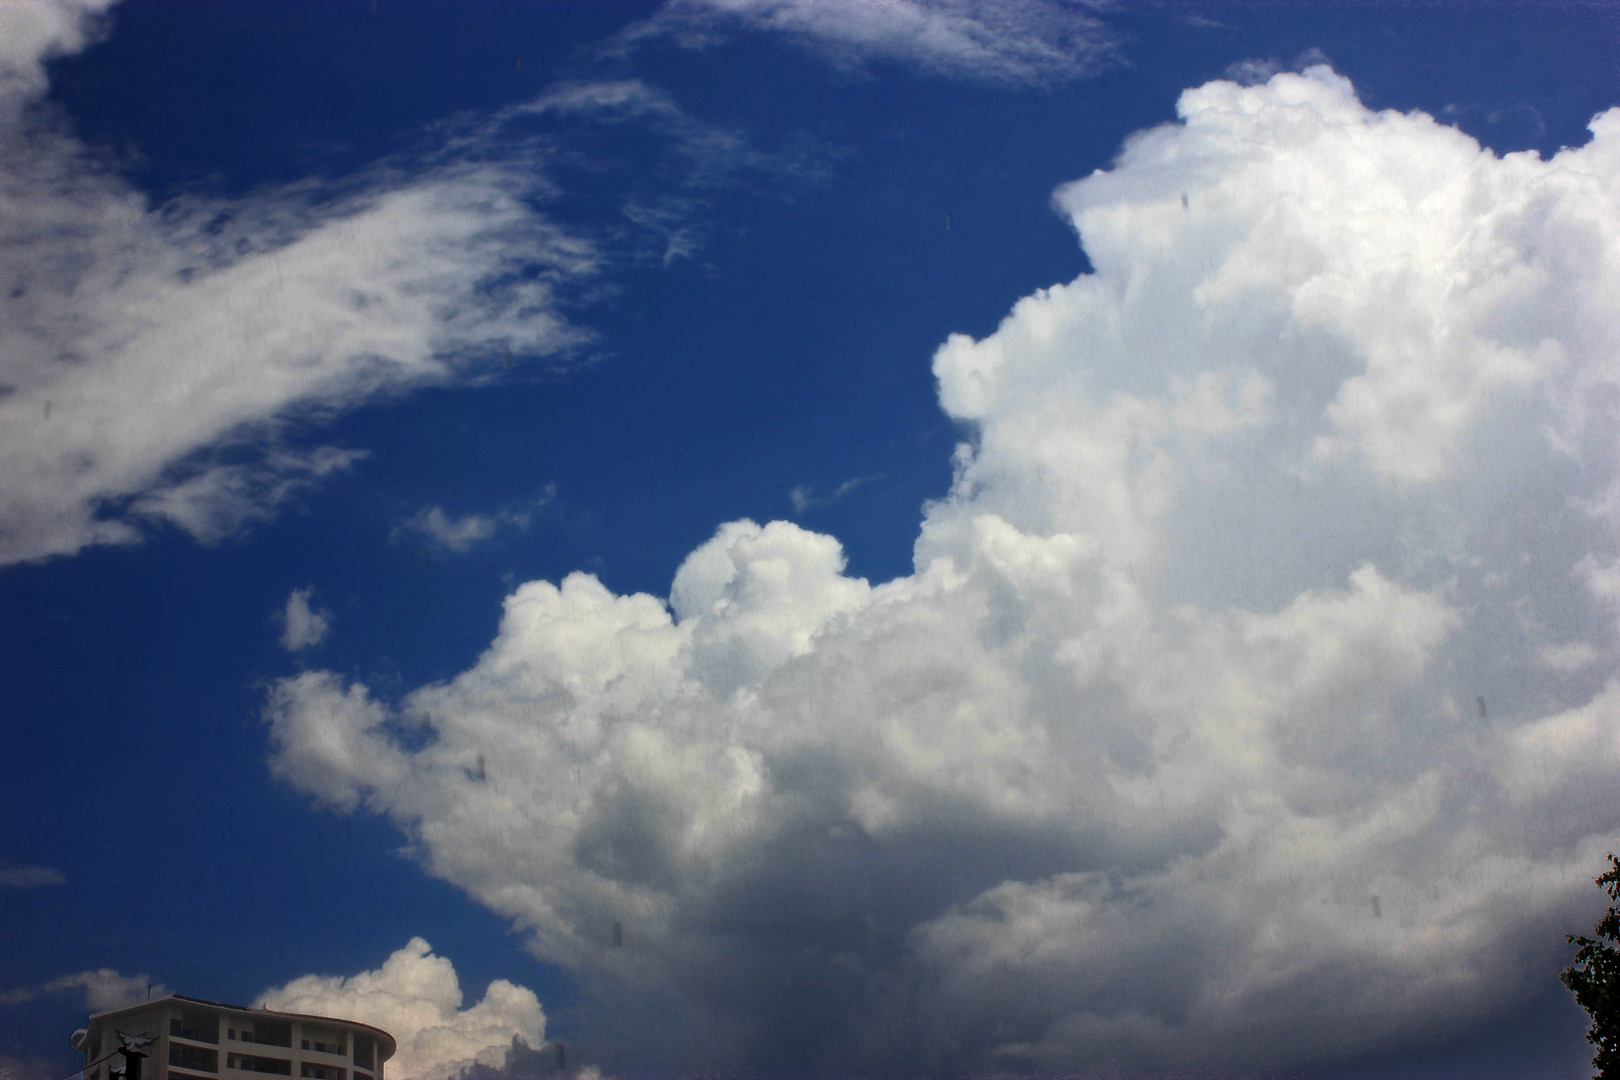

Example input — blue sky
[2,1,1619,1078]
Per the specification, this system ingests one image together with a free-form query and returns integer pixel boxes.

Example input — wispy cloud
[0,861,64,890]
[393,508,514,554]
[0,0,596,567]
[509,79,842,264]
[1223,47,1332,86]
[788,474,879,513]
[627,0,1120,87]
[0,6,821,569]
[391,487,553,555]
[42,970,165,1012]
[279,588,331,652]
[0,1052,60,1080]
[267,69,1620,1073]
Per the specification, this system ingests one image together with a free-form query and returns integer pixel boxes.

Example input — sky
[2,1,1619,1078]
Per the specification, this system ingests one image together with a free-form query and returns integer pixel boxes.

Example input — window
[238,1021,291,1048]
[226,1055,291,1075]
[168,1045,218,1074]
[170,1009,220,1045]
[351,1037,373,1071]
[300,1065,346,1080]
[299,1027,346,1058]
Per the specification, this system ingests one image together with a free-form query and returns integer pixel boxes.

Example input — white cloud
[279,588,331,652]
[1541,640,1601,672]
[0,1055,57,1080]
[0,0,116,103]
[641,0,1118,86]
[45,970,165,1012]
[0,861,65,889]
[259,939,546,1080]
[391,490,551,555]
[397,509,502,554]
[0,2,597,566]
[0,22,833,569]
[788,475,877,513]
[265,69,1620,1073]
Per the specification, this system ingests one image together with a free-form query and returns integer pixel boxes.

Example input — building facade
[71,995,396,1080]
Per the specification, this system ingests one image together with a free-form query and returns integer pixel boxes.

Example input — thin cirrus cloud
[258,939,546,1080]
[0,967,159,1010]
[0,861,65,890]
[788,474,879,513]
[0,3,816,570]
[393,508,513,555]
[391,487,554,556]
[0,0,592,566]
[265,66,1620,1074]
[630,0,1120,86]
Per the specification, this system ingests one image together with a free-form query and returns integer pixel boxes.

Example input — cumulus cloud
[632,0,1118,86]
[45,970,164,1012]
[266,68,1620,1073]
[279,588,331,652]
[259,939,546,1080]
[0,861,65,889]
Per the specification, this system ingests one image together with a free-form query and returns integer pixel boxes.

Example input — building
[71,995,396,1080]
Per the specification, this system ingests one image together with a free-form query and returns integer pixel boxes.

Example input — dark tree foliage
[1563,853,1620,1078]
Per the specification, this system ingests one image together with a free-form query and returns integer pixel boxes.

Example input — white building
[71,995,396,1080]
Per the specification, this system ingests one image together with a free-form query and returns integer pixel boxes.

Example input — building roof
[83,993,397,1058]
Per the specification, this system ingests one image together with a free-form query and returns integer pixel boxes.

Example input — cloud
[45,970,165,1012]
[510,79,841,249]
[1223,48,1332,88]
[0,0,116,104]
[391,489,552,555]
[397,508,505,554]
[279,588,331,652]
[0,1054,59,1080]
[265,68,1620,1073]
[0,2,607,566]
[0,861,65,889]
[633,0,1118,86]
[258,939,546,1080]
[788,474,878,513]
[0,14,837,570]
